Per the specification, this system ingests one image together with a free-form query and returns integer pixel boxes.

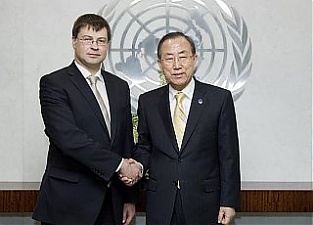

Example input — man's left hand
[122,203,135,225]
[218,206,235,225]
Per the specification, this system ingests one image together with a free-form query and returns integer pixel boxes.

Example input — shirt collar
[169,78,195,100]
[74,61,103,82]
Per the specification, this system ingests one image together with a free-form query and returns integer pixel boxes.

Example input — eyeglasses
[161,55,194,66]
[78,35,108,46]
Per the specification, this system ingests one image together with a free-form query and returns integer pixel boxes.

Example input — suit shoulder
[102,70,129,87]
[139,85,167,100]
[197,80,231,96]
[40,64,72,82]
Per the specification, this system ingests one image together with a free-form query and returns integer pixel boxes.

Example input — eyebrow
[80,35,108,39]
[164,50,189,56]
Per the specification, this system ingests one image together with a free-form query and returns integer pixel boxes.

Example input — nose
[172,57,182,69]
[90,40,99,49]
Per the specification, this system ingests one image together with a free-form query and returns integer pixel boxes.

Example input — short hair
[157,32,196,59]
[72,14,111,41]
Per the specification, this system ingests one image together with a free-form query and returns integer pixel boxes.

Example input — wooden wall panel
[239,190,313,212]
[0,190,312,212]
[0,191,37,212]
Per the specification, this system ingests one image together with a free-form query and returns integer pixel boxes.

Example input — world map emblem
[98,0,252,114]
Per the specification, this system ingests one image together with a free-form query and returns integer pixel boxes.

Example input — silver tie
[88,75,111,136]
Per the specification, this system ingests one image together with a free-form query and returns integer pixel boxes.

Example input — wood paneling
[0,190,312,212]
[239,190,313,212]
[0,191,38,212]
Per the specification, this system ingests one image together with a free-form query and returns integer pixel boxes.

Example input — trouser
[170,190,187,225]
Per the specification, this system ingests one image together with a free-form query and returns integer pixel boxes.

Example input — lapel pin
[198,98,203,104]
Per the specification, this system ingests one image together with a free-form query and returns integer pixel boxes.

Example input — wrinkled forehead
[161,37,192,55]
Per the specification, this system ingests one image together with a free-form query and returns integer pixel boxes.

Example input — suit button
[173,180,181,189]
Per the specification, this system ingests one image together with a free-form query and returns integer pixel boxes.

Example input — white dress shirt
[169,78,195,124]
[75,61,111,122]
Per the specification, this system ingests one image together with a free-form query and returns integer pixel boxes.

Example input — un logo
[98,0,252,113]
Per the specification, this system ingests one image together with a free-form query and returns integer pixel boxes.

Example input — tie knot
[175,92,186,103]
[88,75,99,85]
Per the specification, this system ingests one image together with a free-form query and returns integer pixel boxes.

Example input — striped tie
[173,92,186,149]
[88,75,111,137]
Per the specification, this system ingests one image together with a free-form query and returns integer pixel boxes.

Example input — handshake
[118,158,143,186]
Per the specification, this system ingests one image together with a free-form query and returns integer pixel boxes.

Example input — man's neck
[75,60,101,75]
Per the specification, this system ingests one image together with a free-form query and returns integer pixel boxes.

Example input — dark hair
[157,32,196,59]
[72,14,111,41]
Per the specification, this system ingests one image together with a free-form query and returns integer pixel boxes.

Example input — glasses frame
[77,35,109,46]
[160,55,195,66]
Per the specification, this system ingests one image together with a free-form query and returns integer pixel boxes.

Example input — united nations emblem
[98,0,252,114]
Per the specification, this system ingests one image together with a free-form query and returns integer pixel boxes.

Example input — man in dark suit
[133,32,241,225]
[32,14,142,225]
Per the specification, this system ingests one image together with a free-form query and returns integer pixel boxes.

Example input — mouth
[88,53,101,57]
[172,72,184,78]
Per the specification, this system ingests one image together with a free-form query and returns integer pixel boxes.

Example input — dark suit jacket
[32,62,138,225]
[134,79,240,225]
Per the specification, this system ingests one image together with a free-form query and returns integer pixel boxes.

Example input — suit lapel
[157,86,179,152]
[67,63,109,135]
[180,81,207,152]
[102,70,116,143]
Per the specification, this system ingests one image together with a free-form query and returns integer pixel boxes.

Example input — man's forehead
[79,26,107,35]
[163,43,191,55]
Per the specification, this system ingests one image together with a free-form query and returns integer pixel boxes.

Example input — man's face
[158,36,197,91]
[72,26,109,73]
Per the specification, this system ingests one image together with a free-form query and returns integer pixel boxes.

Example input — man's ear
[72,37,77,49]
[157,59,163,71]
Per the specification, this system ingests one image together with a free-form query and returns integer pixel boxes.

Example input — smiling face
[72,26,109,74]
[158,36,197,91]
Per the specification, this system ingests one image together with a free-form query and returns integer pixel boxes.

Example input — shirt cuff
[116,158,124,172]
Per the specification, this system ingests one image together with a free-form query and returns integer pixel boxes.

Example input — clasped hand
[118,158,143,186]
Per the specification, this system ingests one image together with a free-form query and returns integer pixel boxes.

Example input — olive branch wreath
[220,6,252,101]
[98,1,119,23]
